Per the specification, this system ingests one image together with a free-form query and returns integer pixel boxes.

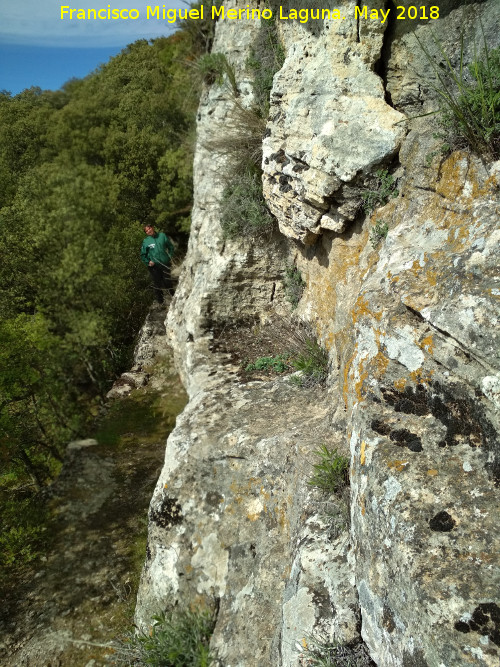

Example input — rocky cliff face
[135,1,500,665]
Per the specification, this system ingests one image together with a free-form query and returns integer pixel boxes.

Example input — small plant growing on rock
[245,354,290,373]
[369,220,389,249]
[308,445,349,495]
[196,52,239,96]
[220,165,276,239]
[203,13,285,242]
[122,609,215,666]
[176,0,222,55]
[361,169,398,215]
[284,264,306,310]
[290,338,329,386]
[425,139,451,166]
[232,316,329,387]
[415,27,500,159]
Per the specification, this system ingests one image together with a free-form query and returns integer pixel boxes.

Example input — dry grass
[203,100,267,172]
[210,314,329,386]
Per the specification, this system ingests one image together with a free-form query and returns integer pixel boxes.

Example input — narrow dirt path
[0,310,187,667]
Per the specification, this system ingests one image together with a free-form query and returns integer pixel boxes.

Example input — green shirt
[141,232,174,266]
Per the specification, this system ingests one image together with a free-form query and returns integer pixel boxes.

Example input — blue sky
[0,1,186,94]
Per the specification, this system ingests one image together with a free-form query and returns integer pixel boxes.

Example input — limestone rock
[346,144,500,667]
[135,361,357,666]
[137,1,500,665]
[262,2,407,243]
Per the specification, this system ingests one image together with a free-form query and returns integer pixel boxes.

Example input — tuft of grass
[196,52,238,96]
[308,445,349,495]
[284,264,306,310]
[204,102,267,171]
[298,636,375,666]
[369,220,389,249]
[203,13,285,242]
[121,610,215,667]
[415,26,500,159]
[290,338,329,386]
[361,169,398,215]
[220,165,275,239]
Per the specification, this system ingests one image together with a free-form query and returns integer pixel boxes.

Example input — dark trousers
[148,263,172,303]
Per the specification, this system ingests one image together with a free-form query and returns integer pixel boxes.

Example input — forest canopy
[0,29,201,507]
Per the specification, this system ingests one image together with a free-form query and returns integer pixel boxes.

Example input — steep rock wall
[136,1,500,665]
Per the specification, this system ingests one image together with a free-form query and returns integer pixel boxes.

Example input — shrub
[369,220,389,249]
[202,12,284,172]
[308,445,349,495]
[415,27,500,159]
[203,12,285,241]
[0,493,49,574]
[278,318,329,386]
[284,264,305,310]
[220,165,275,239]
[245,354,290,373]
[126,610,215,667]
[361,169,398,215]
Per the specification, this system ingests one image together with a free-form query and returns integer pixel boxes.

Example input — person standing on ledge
[140,224,175,305]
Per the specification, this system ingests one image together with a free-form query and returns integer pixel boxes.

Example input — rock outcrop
[136,1,500,665]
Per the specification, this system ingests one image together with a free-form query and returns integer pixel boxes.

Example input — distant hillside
[0,28,202,572]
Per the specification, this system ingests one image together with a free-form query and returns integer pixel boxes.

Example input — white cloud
[0,0,187,47]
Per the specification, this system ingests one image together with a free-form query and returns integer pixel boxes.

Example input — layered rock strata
[136,1,500,665]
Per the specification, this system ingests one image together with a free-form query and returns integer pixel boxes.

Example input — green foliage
[220,166,275,239]
[0,493,49,573]
[196,52,238,96]
[176,0,222,55]
[205,100,267,172]
[369,220,389,249]
[284,264,306,310]
[239,317,328,388]
[204,10,285,243]
[298,636,374,666]
[415,29,500,158]
[361,169,398,215]
[245,354,290,373]
[308,445,349,495]
[129,610,215,666]
[202,13,282,174]
[247,13,286,117]
[0,33,199,498]
[290,338,329,386]
[152,146,194,232]
[425,140,451,165]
